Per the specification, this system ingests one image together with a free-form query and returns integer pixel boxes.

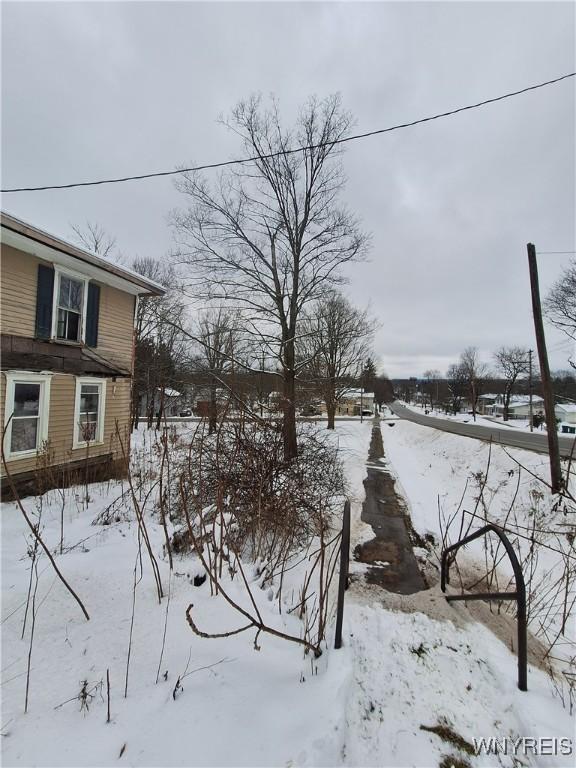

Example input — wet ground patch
[354,420,425,594]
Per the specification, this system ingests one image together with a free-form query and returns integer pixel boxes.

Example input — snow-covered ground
[381,413,574,576]
[2,419,574,767]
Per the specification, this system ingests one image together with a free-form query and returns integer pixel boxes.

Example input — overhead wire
[2,71,574,193]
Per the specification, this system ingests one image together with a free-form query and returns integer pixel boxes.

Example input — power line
[2,71,575,194]
[537,251,576,255]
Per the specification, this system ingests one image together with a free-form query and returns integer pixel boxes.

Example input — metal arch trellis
[441,523,528,691]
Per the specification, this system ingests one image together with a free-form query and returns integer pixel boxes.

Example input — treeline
[394,345,576,421]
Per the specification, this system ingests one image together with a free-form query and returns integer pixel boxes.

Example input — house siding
[0,245,135,371]
[0,373,131,478]
[1,245,38,338]
[97,284,135,371]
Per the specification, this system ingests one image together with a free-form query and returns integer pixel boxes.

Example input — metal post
[334,499,351,650]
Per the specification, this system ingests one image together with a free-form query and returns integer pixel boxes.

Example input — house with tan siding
[1,211,164,496]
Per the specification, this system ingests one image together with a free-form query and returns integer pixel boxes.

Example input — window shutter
[35,264,55,339]
[85,283,100,347]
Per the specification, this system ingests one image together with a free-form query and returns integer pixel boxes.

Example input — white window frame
[73,377,106,449]
[3,372,52,460]
[51,267,90,344]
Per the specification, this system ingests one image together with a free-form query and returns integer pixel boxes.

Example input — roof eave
[1,211,166,296]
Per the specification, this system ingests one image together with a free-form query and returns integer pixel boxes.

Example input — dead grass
[420,720,474,755]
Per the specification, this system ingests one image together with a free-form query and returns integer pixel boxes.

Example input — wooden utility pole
[527,243,562,493]
[528,349,534,432]
[260,349,265,419]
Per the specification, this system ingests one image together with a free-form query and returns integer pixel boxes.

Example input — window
[3,373,51,458]
[73,378,106,447]
[52,270,89,343]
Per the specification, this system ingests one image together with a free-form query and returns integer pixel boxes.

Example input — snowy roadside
[2,420,574,768]
[336,417,575,768]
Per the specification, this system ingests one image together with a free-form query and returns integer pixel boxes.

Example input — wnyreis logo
[473,737,573,757]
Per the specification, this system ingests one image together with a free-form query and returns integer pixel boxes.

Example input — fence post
[334,499,351,650]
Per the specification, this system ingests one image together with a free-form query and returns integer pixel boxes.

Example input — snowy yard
[1,419,575,767]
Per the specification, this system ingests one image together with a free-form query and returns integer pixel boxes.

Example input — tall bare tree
[446,363,468,414]
[493,346,529,421]
[422,369,442,410]
[301,292,373,429]
[459,347,488,421]
[130,257,189,429]
[194,309,239,433]
[373,374,394,411]
[545,260,576,369]
[172,94,368,459]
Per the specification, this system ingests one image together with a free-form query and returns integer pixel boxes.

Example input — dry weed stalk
[116,423,164,602]
[1,419,90,621]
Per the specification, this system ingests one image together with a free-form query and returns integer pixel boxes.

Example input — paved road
[389,401,576,458]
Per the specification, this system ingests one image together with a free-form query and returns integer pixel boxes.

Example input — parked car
[300,405,321,417]
[179,408,192,417]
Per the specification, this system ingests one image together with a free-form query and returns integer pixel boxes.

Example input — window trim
[51,267,90,344]
[3,372,52,460]
[73,377,106,449]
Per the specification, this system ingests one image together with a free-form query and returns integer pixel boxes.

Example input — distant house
[492,395,544,420]
[139,387,184,419]
[555,403,576,433]
[1,212,164,495]
[477,394,499,415]
[336,389,374,416]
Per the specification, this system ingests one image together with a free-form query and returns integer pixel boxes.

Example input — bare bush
[163,417,346,655]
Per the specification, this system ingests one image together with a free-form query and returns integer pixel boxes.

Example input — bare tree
[493,346,530,421]
[459,347,488,421]
[422,369,441,410]
[194,309,240,433]
[172,94,368,459]
[445,363,467,415]
[71,222,117,260]
[301,292,373,429]
[373,374,394,411]
[545,260,576,369]
[130,257,189,429]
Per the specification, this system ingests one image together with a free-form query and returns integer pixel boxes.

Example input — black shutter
[35,264,54,339]
[85,283,100,347]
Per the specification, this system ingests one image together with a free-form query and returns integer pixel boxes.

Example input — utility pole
[527,243,562,493]
[528,349,534,433]
[260,349,265,419]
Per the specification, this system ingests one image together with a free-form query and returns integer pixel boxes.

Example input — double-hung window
[3,373,51,459]
[52,270,89,343]
[73,378,106,448]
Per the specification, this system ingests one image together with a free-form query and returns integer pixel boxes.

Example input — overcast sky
[2,1,575,377]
